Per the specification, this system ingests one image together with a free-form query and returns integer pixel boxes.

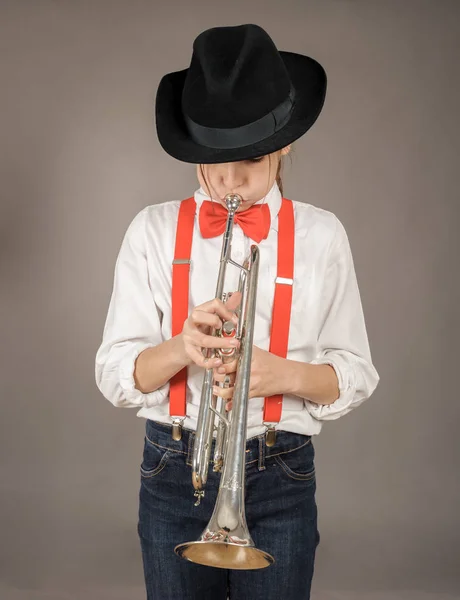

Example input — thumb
[225,291,242,313]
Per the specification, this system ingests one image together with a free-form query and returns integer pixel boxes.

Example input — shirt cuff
[118,343,169,408]
[304,355,357,421]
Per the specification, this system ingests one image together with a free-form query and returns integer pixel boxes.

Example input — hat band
[183,85,296,150]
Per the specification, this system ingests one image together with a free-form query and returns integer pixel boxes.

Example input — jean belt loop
[186,429,194,467]
[258,435,266,471]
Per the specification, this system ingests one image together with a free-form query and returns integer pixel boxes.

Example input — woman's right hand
[180,291,242,369]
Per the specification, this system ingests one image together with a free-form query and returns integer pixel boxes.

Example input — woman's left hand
[213,345,287,411]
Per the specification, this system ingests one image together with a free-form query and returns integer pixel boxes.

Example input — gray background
[1,1,459,599]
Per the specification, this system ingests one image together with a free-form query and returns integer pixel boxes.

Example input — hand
[213,345,287,411]
[180,292,242,369]
[212,356,238,399]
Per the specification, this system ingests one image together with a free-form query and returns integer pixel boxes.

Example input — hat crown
[182,24,291,129]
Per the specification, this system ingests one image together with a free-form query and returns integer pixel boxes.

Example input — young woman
[95,23,380,600]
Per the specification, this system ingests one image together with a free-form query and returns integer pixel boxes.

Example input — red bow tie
[199,201,271,243]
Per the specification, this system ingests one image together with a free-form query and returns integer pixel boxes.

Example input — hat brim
[155,51,327,164]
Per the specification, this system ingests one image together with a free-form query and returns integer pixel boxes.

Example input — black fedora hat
[155,23,327,164]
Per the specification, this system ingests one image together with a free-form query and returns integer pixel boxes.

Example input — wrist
[279,356,300,396]
[287,360,340,405]
[174,333,194,368]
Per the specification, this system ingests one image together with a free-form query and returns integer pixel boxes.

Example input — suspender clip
[171,417,185,441]
[264,423,277,447]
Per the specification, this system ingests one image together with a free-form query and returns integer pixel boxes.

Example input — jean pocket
[273,439,316,482]
[140,436,171,479]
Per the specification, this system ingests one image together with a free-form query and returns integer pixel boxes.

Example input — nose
[221,162,244,191]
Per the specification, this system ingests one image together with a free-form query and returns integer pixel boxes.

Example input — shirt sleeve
[305,216,380,421]
[95,206,169,409]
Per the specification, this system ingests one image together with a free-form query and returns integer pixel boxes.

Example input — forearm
[133,334,192,394]
[282,359,340,406]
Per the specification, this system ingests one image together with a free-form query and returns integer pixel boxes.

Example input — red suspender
[169,196,295,432]
[263,198,295,424]
[169,197,196,422]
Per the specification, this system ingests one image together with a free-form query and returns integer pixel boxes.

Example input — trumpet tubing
[174,193,275,570]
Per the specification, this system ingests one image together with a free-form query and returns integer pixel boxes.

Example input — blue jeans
[138,419,320,599]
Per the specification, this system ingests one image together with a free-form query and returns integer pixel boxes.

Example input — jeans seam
[264,438,312,460]
[145,433,312,464]
[145,434,188,455]
[274,455,316,481]
[140,451,171,478]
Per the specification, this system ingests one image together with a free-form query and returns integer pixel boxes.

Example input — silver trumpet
[174,193,275,570]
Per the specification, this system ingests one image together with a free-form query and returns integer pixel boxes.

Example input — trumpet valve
[216,320,238,359]
[222,320,236,336]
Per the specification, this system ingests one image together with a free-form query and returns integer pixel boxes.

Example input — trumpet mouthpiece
[225,194,242,212]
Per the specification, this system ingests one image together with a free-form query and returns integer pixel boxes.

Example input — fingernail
[218,367,225,374]
[232,315,238,324]
[230,339,239,346]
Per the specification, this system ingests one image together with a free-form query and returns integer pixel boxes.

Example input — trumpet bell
[174,540,274,570]
[175,414,275,571]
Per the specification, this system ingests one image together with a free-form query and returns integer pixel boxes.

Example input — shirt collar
[193,180,282,223]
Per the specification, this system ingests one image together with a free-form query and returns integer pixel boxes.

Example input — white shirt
[95,181,380,438]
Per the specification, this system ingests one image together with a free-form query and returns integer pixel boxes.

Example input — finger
[197,296,242,323]
[224,291,242,313]
[213,371,236,385]
[213,374,235,387]
[213,385,234,399]
[225,401,233,411]
[220,374,233,388]
[189,309,226,331]
[187,346,222,369]
[214,359,238,375]
[194,332,240,351]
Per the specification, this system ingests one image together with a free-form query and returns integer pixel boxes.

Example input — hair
[274,145,294,197]
[198,144,293,201]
